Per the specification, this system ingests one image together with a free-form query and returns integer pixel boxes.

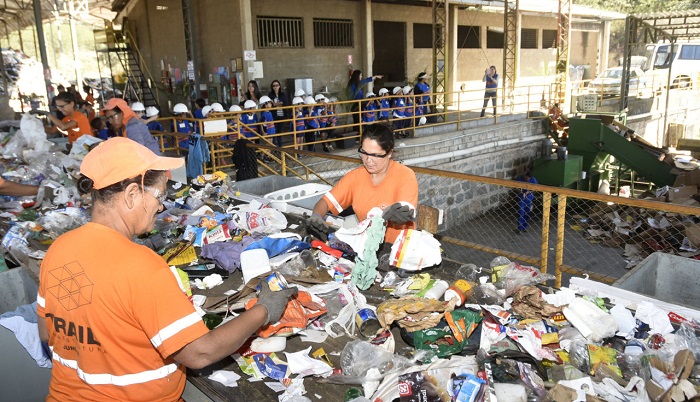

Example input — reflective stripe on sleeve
[150,312,203,348]
[324,193,343,215]
[51,347,179,386]
[37,294,45,308]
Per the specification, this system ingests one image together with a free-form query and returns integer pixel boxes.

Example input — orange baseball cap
[103,97,129,111]
[80,137,183,189]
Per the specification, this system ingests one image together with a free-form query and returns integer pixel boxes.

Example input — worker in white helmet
[377,88,391,121]
[130,101,146,120]
[145,106,163,132]
[172,102,193,150]
[291,96,306,150]
[240,100,259,139]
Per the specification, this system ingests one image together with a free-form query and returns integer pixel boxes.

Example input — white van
[643,42,700,90]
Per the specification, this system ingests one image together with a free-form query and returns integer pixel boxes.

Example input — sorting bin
[613,252,700,309]
[0,267,51,401]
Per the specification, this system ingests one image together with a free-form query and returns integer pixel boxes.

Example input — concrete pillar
[448,4,458,103]
[362,0,373,91]
[599,20,610,73]
[240,0,254,86]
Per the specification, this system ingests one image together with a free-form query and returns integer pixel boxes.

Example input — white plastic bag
[563,297,618,342]
[231,204,287,234]
[389,229,442,271]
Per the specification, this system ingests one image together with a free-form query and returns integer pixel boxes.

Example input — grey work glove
[382,202,415,224]
[308,213,335,241]
[256,281,298,325]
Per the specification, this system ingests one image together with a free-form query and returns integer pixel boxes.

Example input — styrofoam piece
[240,249,271,284]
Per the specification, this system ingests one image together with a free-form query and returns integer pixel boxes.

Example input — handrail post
[540,192,552,274]
[555,194,567,288]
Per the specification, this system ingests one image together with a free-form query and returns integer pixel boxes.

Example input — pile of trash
[1,123,699,401]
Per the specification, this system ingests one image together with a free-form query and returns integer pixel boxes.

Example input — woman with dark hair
[37,137,297,401]
[480,65,499,117]
[268,80,289,146]
[102,98,161,155]
[309,123,418,244]
[244,80,262,104]
[347,70,383,126]
[34,91,93,144]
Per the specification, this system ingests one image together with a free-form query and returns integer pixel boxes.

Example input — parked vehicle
[587,67,646,97]
[643,42,700,90]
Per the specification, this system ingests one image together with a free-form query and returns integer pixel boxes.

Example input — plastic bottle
[345,387,363,401]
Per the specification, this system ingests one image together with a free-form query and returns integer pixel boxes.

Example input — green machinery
[533,117,677,191]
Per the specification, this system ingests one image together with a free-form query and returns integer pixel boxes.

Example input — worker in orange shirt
[34,91,93,145]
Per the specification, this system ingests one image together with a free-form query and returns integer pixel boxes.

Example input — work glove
[382,202,415,224]
[308,213,335,241]
[257,281,298,325]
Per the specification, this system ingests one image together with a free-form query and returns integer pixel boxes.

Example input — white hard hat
[229,105,242,112]
[173,103,188,114]
[292,96,304,105]
[366,92,375,98]
[329,97,338,102]
[259,95,272,105]
[211,102,224,112]
[145,106,159,117]
[294,89,306,97]
[392,86,402,95]
[304,96,316,105]
[131,101,145,112]
[419,116,427,126]
[402,85,413,95]
[378,88,389,96]
[244,100,257,110]
[201,105,212,117]
[314,93,325,101]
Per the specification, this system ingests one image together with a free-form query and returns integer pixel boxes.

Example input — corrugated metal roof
[0,0,114,34]
[631,10,700,41]
[450,0,625,21]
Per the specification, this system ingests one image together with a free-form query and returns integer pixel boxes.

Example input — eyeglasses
[358,148,389,159]
[105,112,121,120]
[145,187,168,204]
[272,84,280,87]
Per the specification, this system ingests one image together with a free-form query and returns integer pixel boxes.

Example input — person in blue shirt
[91,117,110,140]
[414,72,431,117]
[240,100,259,139]
[304,96,320,152]
[377,88,391,121]
[145,106,163,132]
[402,86,415,127]
[514,171,538,234]
[193,98,206,119]
[172,103,193,150]
[480,65,499,118]
[362,92,378,124]
[290,96,307,150]
[259,96,276,141]
[347,70,383,126]
[391,86,406,133]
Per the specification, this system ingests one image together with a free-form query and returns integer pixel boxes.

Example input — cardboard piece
[667,185,697,202]
[645,349,696,402]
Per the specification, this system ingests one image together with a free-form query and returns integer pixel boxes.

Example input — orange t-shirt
[62,110,93,144]
[37,222,209,401]
[322,160,419,243]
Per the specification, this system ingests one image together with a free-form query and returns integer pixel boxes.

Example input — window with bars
[521,28,537,49]
[313,18,353,48]
[457,25,480,48]
[542,29,557,49]
[257,16,304,48]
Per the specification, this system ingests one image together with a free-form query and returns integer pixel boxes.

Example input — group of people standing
[348,70,433,136]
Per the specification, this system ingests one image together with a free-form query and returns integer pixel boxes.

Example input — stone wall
[399,118,547,229]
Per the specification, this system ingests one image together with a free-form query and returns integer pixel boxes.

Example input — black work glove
[257,281,298,325]
[308,213,336,241]
[382,203,415,224]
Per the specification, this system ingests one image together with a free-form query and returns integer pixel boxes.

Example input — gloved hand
[382,202,415,224]
[257,281,298,325]
[308,213,335,241]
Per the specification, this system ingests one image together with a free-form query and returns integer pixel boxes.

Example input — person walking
[480,65,499,118]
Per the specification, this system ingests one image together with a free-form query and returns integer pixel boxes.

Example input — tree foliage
[573,0,700,14]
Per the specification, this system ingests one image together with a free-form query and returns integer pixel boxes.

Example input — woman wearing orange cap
[37,137,297,401]
[35,91,92,144]
[102,98,161,155]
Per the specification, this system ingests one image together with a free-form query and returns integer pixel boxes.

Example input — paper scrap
[208,370,241,387]
[300,329,329,344]
[284,347,333,378]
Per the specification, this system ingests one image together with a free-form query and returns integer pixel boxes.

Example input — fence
[151,132,700,288]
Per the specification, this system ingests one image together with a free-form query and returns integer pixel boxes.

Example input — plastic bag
[245,290,327,338]
[674,323,700,360]
[340,340,411,377]
[231,204,287,235]
[388,229,442,271]
[563,297,618,342]
[497,262,555,296]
